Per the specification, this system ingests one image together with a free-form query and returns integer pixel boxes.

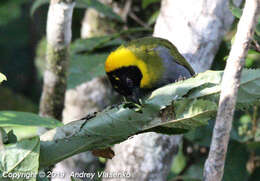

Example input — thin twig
[129,11,150,28]
[252,39,260,52]
[121,0,132,22]
[203,0,260,181]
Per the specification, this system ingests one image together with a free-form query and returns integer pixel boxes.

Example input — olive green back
[125,37,195,75]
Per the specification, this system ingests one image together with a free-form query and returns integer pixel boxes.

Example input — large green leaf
[0,137,40,181]
[39,69,260,167]
[71,36,123,54]
[236,69,260,106]
[185,69,260,107]
[0,111,62,140]
[0,73,7,84]
[68,53,109,89]
[3,127,38,142]
[160,99,216,130]
[70,28,151,54]
[0,111,62,128]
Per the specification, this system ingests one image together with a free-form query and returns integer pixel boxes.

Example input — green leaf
[30,0,49,16]
[70,28,151,54]
[229,0,242,19]
[171,143,186,174]
[148,10,159,25]
[245,57,254,67]
[0,111,62,128]
[229,0,260,26]
[148,70,223,106]
[71,36,123,54]
[68,53,109,89]
[0,73,7,84]
[248,49,260,55]
[168,99,216,129]
[76,0,122,22]
[4,127,38,141]
[236,69,260,106]
[0,137,40,181]
[142,0,160,9]
[184,69,260,107]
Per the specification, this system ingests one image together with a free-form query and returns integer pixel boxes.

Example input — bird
[105,37,195,103]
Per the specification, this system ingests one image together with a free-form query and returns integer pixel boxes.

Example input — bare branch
[129,12,150,28]
[203,0,260,180]
[39,0,75,121]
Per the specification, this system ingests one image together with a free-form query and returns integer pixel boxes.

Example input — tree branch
[39,0,75,120]
[203,0,260,180]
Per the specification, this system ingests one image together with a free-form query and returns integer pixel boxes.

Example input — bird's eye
[113,75,120,81]
[126,77,133,88]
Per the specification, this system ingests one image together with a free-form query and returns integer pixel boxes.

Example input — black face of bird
[107,66,142,97]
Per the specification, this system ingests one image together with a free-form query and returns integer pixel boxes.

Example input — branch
[39,0,75,120]
[203,0,260,180]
